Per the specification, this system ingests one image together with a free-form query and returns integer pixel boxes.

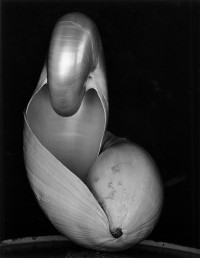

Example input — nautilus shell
[23,13,163,251]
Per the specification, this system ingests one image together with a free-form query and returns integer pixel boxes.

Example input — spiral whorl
[48,13,101,116]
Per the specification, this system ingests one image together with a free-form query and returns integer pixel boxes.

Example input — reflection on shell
[23,13,163,252]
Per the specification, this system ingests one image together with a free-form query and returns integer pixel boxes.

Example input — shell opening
[26,84,105,182]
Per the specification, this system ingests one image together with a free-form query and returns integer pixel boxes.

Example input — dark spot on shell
[118,181,122,186]
[108,182,113,188]
[111,165,121,174]
[104,190,116,200]
[110,228,123,238]
[93,176,99,183]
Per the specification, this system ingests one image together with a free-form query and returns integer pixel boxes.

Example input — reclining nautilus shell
[23,13,163,251]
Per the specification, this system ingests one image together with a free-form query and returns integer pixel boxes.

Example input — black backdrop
[1,0,199,249]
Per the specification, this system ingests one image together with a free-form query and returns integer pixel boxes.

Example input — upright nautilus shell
[23,13,163,251]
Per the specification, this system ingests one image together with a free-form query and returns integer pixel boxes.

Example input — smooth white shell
[87,142,163,241]
[23,13,163,252]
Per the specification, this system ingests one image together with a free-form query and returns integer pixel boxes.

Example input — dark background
[1,0,199,249]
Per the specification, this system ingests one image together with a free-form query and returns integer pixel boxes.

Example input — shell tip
[110,227,123,239]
